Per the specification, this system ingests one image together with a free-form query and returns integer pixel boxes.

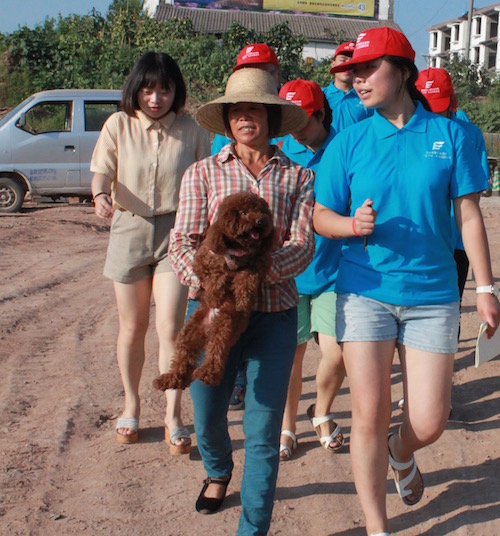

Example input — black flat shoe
[195,475,232,514]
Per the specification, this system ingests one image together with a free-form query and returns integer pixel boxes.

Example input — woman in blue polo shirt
[277,79,345,461]
[313,28,500,536]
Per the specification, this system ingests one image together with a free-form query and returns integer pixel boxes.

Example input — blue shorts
[336,293,460,354]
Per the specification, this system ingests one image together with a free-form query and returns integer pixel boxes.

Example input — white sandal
[307,404,344,452]
[388,435,424,506]
[279,430,297,461]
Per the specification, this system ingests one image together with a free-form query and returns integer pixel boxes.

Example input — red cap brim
[426,96,452,114]
[330,51,385,73]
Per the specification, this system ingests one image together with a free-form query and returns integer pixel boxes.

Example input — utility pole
[464,0,474,61]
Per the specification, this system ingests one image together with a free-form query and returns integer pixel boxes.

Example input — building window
[474,17,482,35]
[431,32,438,49]
[451,24,459,42]
[487,51,496,70]
[490,21,498,39]
[472,47,480,63]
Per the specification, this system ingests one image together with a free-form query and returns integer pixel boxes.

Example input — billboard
[174,0,377,18]
[263,1,375,17]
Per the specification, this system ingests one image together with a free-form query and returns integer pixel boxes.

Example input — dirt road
[1,197,499,535]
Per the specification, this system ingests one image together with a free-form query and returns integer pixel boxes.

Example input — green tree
[265,23,306,82]
[443,56,500,134]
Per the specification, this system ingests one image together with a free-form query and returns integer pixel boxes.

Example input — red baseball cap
[330,27,415,73]
[416,68,457,113]
[233,43,279,71]
[334,41,355,58]
[279,79,324,118]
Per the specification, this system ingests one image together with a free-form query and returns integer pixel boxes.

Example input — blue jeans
[189,300,297,535]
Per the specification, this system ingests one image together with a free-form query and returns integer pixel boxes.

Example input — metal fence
[484,133,500,161]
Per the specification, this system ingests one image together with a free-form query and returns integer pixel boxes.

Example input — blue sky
[0,0,496,68]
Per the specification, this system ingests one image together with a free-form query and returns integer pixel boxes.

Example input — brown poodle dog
[153,191,275,390]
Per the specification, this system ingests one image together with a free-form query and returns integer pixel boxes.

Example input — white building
[427,2,500,73]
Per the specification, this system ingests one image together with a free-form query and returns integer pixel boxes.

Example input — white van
[0,89,122,213]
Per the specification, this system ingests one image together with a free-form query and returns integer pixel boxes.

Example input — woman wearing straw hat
[168,68,314,534]
[313,27,499,535]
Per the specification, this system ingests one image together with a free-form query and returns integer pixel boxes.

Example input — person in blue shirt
[455,108,471,122]
[322,41,373,132]
[416,67,490,300]
[211,43,282,157]
[313,27,500,536]
[276,79,345,461]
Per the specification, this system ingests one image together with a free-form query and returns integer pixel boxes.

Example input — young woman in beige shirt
[91,51,210,452]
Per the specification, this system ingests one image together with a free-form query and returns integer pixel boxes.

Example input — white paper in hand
[475,322,500,367]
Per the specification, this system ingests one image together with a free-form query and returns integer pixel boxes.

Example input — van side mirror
[16,113,26,128]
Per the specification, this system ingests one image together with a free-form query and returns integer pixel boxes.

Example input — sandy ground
[0,196,499,536]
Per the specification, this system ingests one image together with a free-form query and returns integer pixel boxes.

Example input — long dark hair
[122,51,187,116]
[384,56,431,111]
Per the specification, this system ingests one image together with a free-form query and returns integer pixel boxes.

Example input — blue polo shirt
[280,128,339,294]
[211,134,231,155]
[322,83,373,132]
[211,134,283,155]
[455,109,470,122]
[315,102,489,306]
[451,115,490,250]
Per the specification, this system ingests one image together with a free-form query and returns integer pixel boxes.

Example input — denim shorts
[336,293,460,354]
[297,291,336,345]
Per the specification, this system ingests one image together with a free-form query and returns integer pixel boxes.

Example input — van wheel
[0,177,25,213]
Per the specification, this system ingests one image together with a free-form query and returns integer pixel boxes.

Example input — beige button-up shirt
[90,110,210,217]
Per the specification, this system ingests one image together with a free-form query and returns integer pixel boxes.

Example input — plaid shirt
[169,143,315,312]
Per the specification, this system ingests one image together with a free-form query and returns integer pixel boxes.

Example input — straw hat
[196,68,308,137]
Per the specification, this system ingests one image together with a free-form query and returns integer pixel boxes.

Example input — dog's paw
[153,373,190,391]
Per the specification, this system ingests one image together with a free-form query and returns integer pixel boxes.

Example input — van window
[17,101,72,135]
[84,102,120,131]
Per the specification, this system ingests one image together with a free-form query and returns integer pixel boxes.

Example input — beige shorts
[103,209,175,283]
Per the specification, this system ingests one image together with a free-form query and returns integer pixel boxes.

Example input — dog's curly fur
[153,192,275,390]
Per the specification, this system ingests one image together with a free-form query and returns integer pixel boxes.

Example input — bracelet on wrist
[92,192,110,202]
[352,217,361,237]
[476,284,499,297]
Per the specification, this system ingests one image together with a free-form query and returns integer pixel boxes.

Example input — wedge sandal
[165,425,191,455]
[116,417,139,444]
